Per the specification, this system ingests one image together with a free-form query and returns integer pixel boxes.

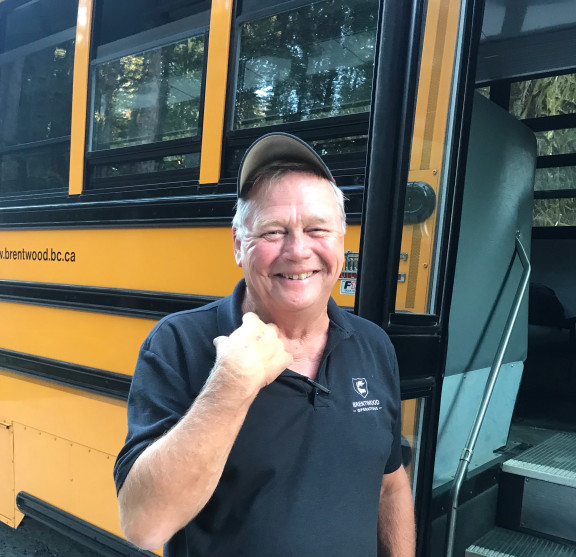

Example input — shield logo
[352,377,368,398]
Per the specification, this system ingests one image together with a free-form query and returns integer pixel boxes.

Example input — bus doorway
[429,1,576,555]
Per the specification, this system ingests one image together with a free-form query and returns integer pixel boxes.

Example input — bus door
[365,1,576,556]
[353,0,486,555]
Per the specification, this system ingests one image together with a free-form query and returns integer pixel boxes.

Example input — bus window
[87,1,210,188]
[234,0,377,129]
[0,0,77,196]
[510,73,576,227]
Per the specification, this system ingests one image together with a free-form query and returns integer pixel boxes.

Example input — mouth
[277,271,316,280]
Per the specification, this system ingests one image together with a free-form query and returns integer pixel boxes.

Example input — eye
[308,227,328,236]
[261,229,284,238]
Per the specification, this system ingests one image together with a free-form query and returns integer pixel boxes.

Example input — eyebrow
[255,214,333,229]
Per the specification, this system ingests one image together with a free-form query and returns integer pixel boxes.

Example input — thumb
[213,336,227,349]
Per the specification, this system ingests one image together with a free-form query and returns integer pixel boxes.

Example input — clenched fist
[212,312,293,393]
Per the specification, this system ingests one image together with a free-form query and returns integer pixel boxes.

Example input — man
[114,133,415,556]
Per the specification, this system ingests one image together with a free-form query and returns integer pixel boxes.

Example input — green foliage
[92,35,205,151]
[533,198,576,227]
[234,0,378,129]
[511,73,576,226]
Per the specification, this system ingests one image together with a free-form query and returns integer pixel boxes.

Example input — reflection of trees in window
[0,40,74,195]
[534,167,576,192]
[510,74,576,120]
[533,198,576,227]
[0,41,74,148]
[235,0,378,129]
[92,35,205,151]
[511,74,576,227]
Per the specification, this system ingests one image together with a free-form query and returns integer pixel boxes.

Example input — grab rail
[446,232,531,557]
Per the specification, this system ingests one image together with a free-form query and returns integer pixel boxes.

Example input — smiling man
[114,133,415,557]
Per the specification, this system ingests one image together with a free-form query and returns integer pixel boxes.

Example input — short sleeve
[384,351,403,474]
[113,311,216,493]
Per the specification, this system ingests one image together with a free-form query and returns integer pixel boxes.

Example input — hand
[212,312,293,392]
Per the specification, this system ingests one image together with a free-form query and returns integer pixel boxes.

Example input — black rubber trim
[431,461,501,521]
[523,113,576,132]
[0,280,217,319]
[0,349,132,400]
[16,492,155,557]
[532,225,576,239]
[0,186,364,229]
[400,376,435,399]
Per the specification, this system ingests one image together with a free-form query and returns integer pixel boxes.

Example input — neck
[241,292,330,341]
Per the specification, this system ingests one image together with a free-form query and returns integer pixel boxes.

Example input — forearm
[377,467,416,557]
[118,371,258,550]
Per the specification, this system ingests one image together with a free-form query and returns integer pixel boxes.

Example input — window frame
[222,0,381,189]
[85,11,211,191]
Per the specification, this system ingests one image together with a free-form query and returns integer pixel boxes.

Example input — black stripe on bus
[16,492,157,557]
[0,186,364,229]
[0,348,132,400]
[0,280,217,319]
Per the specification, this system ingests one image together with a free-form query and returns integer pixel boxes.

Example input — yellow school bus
[1,0,575,555]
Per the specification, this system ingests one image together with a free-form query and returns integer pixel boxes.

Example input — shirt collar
[217,279,356,340]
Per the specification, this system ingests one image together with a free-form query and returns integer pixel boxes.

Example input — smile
[278,271,315,280]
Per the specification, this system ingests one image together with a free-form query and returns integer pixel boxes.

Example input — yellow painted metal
[199,0,234,184]
[0,302,154,375]
[0,225,362,303]
[0,371,127,456]
[0,228,242,296]
[1,373,162,552]
[0,420,15,527]
[68,0,94,195]
[13,423,122,535]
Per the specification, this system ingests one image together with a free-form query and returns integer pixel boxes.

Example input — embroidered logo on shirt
[352,377,368,398]
[352,377,382,413]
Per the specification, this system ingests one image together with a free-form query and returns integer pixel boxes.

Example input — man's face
[234,172,345,319]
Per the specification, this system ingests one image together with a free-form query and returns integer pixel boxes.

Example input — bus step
[497,432,576,544]
[502,432,576,487]
[466,527,576,557]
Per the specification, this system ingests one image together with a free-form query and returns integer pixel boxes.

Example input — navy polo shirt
[114,280,402,557]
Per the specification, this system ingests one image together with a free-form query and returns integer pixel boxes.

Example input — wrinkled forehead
[247,173,340,216]
[247,169,332,199]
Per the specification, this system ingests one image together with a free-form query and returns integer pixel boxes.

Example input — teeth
[282,272,314,280]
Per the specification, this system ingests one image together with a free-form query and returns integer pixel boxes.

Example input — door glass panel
[396,0,463,313]
[401,397,426,496]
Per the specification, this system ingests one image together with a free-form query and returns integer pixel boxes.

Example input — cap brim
[237,132,333,197]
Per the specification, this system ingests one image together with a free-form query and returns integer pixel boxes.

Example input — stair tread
[466,527,576,556]
[503,433,576,487]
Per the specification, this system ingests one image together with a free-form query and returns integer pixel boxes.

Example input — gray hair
[233,161,347,239]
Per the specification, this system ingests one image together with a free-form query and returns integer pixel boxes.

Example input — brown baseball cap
[237,132,334,198]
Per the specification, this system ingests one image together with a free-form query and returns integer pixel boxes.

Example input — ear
[232,228,243,268]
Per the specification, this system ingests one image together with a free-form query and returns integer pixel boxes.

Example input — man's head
[232,134,346,320]
[233,160,346,240]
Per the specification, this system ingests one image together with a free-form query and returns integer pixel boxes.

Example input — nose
[283,230,312,260]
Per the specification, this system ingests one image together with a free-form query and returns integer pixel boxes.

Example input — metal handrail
[445,232,531,557]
